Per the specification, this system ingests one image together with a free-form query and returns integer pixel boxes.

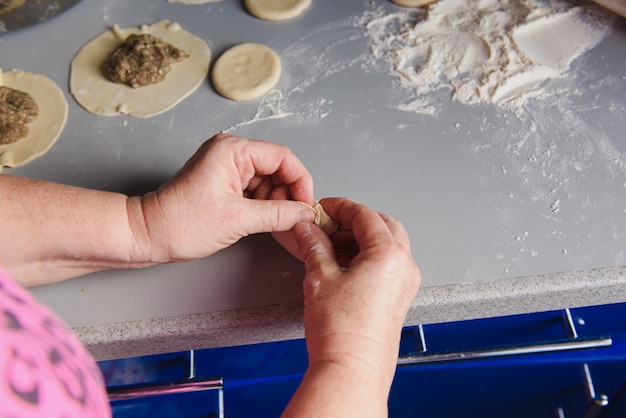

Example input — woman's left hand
[131,133,316,263]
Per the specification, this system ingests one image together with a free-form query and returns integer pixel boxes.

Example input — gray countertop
[1,0,625,360]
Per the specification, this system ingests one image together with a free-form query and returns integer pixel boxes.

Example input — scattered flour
[359,0,615,113]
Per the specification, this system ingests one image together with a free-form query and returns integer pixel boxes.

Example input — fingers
[378,212,411,252]
[215,134,314,205]
[320,198,408,254]
[244,199,316,235]
[293,222,342,279]
[293,198,413,272]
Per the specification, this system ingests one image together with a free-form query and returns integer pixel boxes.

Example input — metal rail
[107,377,224,401]
[398,308,612,366]
[397,336,612,366]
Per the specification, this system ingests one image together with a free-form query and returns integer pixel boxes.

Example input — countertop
[1,0,625,360]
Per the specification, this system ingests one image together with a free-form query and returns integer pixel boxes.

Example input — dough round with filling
[212,43,281,101]
[391,0,438,6]
[244,0,311,21]
[0,69,68,171]
[70,20,211,118]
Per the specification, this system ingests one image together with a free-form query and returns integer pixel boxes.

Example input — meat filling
[107,34,189,88]
[0,0,26,16]
[0,86,39,145]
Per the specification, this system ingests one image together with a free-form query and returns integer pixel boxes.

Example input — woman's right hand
[283,197,421,417]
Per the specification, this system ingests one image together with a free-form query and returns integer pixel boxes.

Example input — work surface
[1,0,625,360]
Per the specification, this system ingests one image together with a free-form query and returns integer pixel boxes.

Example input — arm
[0,175,143,286]
[282,198,421,417]
[0,133,315,287]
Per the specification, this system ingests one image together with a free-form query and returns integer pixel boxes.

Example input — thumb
[293,222,341,277]
[244,200,316,234]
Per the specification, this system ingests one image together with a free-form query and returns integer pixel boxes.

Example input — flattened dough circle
[0,69,68,171]
[212,43,281,101]
[70,20,211,118]
[391,0,438,7]
[245,0,311,21]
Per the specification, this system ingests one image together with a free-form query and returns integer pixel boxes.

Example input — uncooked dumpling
[212,43,281,101]
[70,20,211,118]
[0,68,68,171]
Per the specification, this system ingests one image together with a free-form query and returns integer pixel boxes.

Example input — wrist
[283,358,391,418]
[125,193,169,267]
[306,332,400,395]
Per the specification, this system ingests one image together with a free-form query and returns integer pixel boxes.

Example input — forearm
[282,360,393,418]
[0,174,154,287]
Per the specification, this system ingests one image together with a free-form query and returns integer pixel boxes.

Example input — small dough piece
[311,200,338,235]
[391,0,438,7]
[70,20,211,118]
[272,200,338,261]
[212,43,281,101]
[245,0,311,21]
[0,68,68,171]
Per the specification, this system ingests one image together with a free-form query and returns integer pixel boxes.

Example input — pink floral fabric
[0,267,111,418]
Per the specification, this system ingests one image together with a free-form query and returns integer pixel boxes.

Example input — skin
[0,133,315,286]
[0,133,421,416]
[283,198,421,417]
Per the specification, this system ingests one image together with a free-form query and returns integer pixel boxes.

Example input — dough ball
[391,0,438,7]
[212,43,281,101]
[70,20,211,118]
[245,0,311,21]
[0,68,68,171]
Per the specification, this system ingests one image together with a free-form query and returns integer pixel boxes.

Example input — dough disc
[212,43,281,101]
[0,69,68,171]
[244,0,311,21]
[70,20,211,118]
[391,0,438,6]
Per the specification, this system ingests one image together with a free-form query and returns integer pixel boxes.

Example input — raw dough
[0,68,68,171]
[391,0,438,7]
[70,20,211,118]
[272,200,338,261]
[311,200,338,235]
[245,0,311,20]
[212,43,281,101]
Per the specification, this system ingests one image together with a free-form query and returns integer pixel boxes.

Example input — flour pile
[360,0,615,113]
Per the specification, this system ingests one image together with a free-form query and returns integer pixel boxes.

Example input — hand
[283,198,421,417]
[130,133,316,263]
